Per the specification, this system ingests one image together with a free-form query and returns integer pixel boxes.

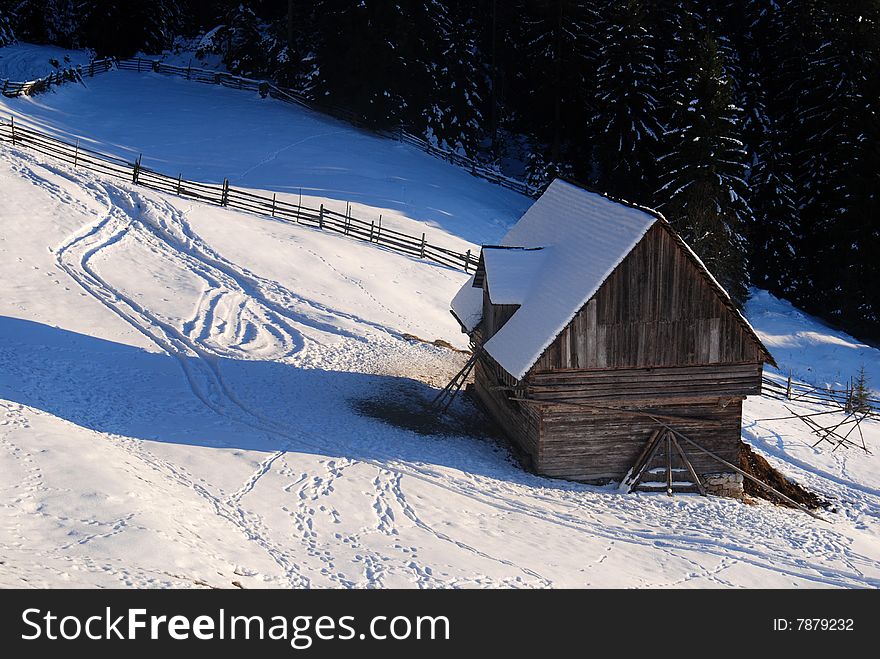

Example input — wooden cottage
[450,179,775,495]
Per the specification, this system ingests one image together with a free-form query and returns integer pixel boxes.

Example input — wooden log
[670,434,706,496]
[627,431,665,491]
[621,428,662,492]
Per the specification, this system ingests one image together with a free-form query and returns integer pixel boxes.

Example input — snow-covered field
[1,45,879,588]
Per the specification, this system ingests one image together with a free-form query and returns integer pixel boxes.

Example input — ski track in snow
[1,148,880,588]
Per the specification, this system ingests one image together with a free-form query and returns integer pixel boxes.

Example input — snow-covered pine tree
[749,115,800,298]
[510,0,598,170]
[78,0,181,57]
[267,0,319,92]
[654,22,752,306]
[589,0,661,203]
[309,1,427,129]
[782,1,880,336]
[0,6,14,47]
[421,0,488,156]
[739,1,802,300]
[7,0,78,47]
[218,3,268,78]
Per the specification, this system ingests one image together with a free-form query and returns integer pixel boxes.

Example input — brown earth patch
[739,442,827,509]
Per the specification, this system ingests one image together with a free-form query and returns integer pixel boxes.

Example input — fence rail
[1,58,114,97]
[762,373,879,416]
[0,119,479,273]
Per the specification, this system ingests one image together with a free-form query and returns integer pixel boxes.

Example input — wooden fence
[114,57,539,199]
[0,119,479,273]
[762,372,879,416]
[1,58,114,97]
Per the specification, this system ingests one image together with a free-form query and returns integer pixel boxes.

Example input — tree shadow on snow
[0,315,562,488]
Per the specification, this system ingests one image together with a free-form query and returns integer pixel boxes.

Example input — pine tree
[269,0,319,91]
[654,23,752,305]
[510,0,598,168]
[0,7,14,47]
[8,0,78,47]
[732,0,802,300]
[309,1,427,129]
[78,0,181,57]
[422,0,488,155]
[781,1,880,337]
[589,0,661,202]
[219,3,267,77]
[852,365,871,413]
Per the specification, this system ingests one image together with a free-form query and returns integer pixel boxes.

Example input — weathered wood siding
[537,399,743,482]
[481,286,519,343]
[473,357,541,464]
[532,223,762,372]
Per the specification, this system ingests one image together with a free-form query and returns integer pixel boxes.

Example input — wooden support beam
[670,434,707,496]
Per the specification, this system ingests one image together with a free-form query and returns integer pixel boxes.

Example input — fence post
[420,233,426,258]
[9,115,15,146]
[271,193,276,217]
[319,204,324,229]
[176,173,182,195]
[89,61,94,77]
[464,249,471,273]
[297,187,302,223]
[344,203,350,235]
[785,370,792,400]
[73,139,79,168]
[132,154,142,184]
[137,58,142,73]
[369,221,375,242]
[377,215,382,242]
[221,178,229,206]
[2,79,8,94]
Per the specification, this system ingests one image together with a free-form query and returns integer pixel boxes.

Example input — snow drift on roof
[467,179,659,379]
[483,247,546,305]
[450,274,483,332]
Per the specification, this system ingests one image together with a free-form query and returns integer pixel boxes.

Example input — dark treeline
[2,1,878,341]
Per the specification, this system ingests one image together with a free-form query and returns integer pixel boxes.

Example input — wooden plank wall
[473,359,541,463]
[528,362,762,405]
[532,223,762,372]
[481,287,520,343]
[538,400,743,482]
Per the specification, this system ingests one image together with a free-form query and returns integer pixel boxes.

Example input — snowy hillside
[0,65,529,247]
[0,42,93,82]
[1,47,879,589]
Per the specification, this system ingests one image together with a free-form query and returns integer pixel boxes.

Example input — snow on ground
[746,289,880,390]
[1,45,879,588]
[0,42,94,82]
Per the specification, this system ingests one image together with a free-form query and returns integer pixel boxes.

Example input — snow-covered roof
[451,178,774,378]
[450,275,483,332]
[482,247,546,305]
[475,179,658,379]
